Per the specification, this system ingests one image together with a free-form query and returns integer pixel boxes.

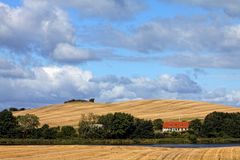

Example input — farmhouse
[162,121,189,132]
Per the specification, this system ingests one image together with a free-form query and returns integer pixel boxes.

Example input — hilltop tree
[89,98,95,103]
[9,107,19,112]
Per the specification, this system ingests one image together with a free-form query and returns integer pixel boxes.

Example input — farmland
[0,145,239,160]
[14,100,240,127]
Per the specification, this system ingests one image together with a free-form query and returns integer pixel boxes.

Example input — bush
[60,126,77,138]
[40,124,59,139]
[131,118,154,138]
[188,134,197,143]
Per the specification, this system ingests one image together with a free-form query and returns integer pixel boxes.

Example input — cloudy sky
[0,0,240,109]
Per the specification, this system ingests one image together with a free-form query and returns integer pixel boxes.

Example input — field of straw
[14,100,240,127]
[0,145,239,160]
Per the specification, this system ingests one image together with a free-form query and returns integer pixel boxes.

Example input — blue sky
[0,0,240,108]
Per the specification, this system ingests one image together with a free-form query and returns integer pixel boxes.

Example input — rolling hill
[14,100,240,127]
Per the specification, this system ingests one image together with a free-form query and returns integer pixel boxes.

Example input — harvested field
[0,145,240,160]
[14,100,240,127]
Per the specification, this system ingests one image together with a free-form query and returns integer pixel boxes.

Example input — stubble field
[0,145,239,160]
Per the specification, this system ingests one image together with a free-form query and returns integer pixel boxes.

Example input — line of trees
[1,109,240,140]
[78,112,161,139]
[0,110,77,139]
[0,109,164,139]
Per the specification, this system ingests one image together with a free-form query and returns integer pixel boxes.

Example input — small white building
[162,121,189,132]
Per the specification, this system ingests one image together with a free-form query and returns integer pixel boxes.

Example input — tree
[17,114,40,130]
[60,126,77,138]
[202,112,226,137]
[153,119,163,131]
[89,98,95,103]
[40,124,59,139]
[0,110,18,138]
[189,119,202,136]
[78,113,100,138]
[202,112,240,138]
[9,107,19,112]
[98,112,135,139]
[17,114,40,138]
[132,118,154,138]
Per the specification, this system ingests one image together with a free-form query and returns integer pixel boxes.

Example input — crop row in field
[0,145,239,160]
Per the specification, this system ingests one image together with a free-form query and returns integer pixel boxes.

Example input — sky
[0,0,240,109]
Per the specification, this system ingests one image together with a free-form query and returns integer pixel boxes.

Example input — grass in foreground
[1,138,240,145]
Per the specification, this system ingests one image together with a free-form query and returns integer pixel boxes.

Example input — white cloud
[53,0,146,20]
[100,85,136,100]
[82,17,240,53]
[202,89,240,107]
[81,17,240,68]
[0,0,108,64]
[52,43,99,63]
[0,58,34,79]
[163,52,240,69]
[0,65,202,107]
[0,65,239,108]
[163,0,240,17]
[0,1,74,53]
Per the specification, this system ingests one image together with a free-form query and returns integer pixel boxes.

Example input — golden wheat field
[0,145,239,160]
[14,100,240,127]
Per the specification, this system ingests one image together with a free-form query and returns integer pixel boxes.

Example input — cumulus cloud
[202,89,240,107]
[81,17,240,68]
[158,74,201,93]
[0,0,74,53]
[0,0,104,64]
[162,0,240,17]
[0,65,239,108]
[0,58,34,79]
[163,52,240,69]
[53,0,146,20]
[0,65,203,108]
[82,17,240,53]
[52,43,99,63]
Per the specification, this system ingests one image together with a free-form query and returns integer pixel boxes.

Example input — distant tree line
[1,109,240,140]
[64,98,95,104]
[0,110,77,139]
[8,107,26,112]
[0,109,163,139]
[78,112,162,139]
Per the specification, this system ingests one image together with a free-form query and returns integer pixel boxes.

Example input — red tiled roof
[163,121,189,129]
